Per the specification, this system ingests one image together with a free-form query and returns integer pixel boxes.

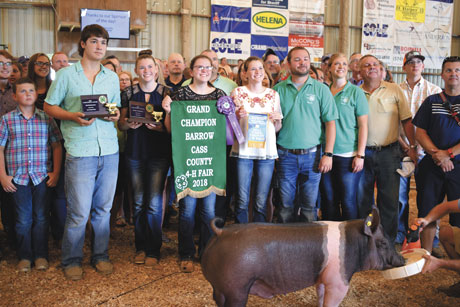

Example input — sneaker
[145,257,159,267]
[17,259,31,272]
[134,251,146,264]
[95,260,113,275]
[34,258,49,271]
[180,258,194,273]
[64,266,83,281]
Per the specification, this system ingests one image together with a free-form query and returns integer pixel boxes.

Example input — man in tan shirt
[357,55,417,243]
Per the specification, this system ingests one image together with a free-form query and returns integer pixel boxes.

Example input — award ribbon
[216,96,245,145]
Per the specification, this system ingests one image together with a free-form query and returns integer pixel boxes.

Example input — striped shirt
[0,107,62,186]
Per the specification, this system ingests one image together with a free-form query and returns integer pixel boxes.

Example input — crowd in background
[0,24,459,295]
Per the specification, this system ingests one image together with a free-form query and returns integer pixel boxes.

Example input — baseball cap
[18,56,29,64]
[321,54,332,63]
[403,51,425,65]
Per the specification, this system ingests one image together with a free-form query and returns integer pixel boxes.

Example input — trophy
[80,94,117,118]
[128,101,163,125]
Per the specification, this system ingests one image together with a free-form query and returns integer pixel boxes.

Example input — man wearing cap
[396,51,442,244]
[274,47,337,223]
[321,54,332,85]
[348,52,363,86]
[412,56,460,253]
[357,54,417,243]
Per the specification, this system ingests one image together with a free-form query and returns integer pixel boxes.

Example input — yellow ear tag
[369,213,373,217]
[367,221,372,227]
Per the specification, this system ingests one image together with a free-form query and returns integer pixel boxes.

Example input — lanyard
[439,92,460,126]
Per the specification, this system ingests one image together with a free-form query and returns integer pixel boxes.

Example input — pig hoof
[180,259,194,273]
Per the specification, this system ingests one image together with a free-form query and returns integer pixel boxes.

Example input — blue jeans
[12,180,50,261]
[178,193,216,259]
[127,157,169,259]
[397,175,410,244]
[358,144,400,242]
[276,147,321,223]
[50,153,66,242]
[235,158,274,223]
[61,153,119,268]
[320,156,362,221]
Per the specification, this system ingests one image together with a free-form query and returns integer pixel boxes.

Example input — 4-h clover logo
[175,174,188,190]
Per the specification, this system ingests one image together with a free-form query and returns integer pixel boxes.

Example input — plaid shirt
[0,107,62,186]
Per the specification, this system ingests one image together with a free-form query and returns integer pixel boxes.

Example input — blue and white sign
[252,0,288,9]
[210,32,251,60]
[250,35,289,59]
[211,5,251,34]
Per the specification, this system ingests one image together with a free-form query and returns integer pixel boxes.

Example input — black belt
[366,141,399,151]
[278,145,318,155]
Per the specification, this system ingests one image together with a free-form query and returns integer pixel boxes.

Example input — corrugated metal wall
[0,1,54,58]
[0,0,459,86]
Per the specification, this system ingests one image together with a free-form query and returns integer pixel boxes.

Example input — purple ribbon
[216,96,245,145]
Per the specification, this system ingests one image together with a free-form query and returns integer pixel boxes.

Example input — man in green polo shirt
[274,47,338,223]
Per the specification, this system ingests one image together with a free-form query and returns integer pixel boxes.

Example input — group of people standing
[1,23,459,289]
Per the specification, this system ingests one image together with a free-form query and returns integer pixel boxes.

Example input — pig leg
[322,283,349,307]
[213,288,226,307]
[316,283,325,307]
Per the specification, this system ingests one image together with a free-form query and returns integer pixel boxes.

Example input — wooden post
[181,0,192,62]
[339,0,350,55]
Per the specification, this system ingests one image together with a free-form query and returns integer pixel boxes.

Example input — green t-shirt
[332,82,369,154]
[274,76,338,149]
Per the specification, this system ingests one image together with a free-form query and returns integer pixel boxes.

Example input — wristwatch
[323,152,333,157]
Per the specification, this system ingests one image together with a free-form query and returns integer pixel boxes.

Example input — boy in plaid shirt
[0,77,62,272]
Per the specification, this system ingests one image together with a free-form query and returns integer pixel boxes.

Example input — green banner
[171,100,226,200]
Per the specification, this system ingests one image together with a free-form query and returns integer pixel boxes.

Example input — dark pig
[201,208,405,307]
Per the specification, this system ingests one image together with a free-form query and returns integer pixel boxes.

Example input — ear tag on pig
[366,221,372,227]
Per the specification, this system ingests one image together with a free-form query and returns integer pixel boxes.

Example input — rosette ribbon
[216,96,245,145]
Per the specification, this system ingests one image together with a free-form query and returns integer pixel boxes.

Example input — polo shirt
[361,81,412,147]
[165,75,186,93]
[412,93,460,162]
[45,61,121,157]
[182,75,237,95]
[332,82,369,154]
[0,107,62,186]
[274,76,338,149]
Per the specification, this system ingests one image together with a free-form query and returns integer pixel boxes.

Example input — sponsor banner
[252,0,288,9]
[289,1,324,14]
[210,32,251,60]
[362,0,453,69]
[289,12,324,36]
[251,7,289,37]
[289,35,323,49]
[250,35,289,59]
[211,5,251,34]
[211,0,251,7]
[395,0,426,23]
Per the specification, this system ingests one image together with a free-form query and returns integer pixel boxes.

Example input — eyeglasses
[406,59,423,65]
[0,61,12,67]
[35,61,50,67]
[193,66,213,71]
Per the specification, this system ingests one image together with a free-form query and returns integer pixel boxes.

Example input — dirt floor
[0,189,459,306]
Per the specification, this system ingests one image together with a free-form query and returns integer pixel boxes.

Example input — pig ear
[363,208,380,237]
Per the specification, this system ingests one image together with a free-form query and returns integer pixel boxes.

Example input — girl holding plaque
[319,53,369,221]
[118,54,171,267]
[230,56,283,224]
[162,55,226,273]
